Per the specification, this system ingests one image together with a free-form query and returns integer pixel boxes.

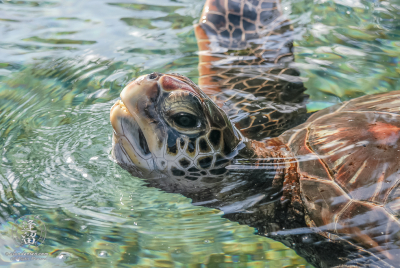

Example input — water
[0,0,399,267]
[287,0,400,110]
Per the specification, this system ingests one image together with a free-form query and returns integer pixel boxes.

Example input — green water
[288,0,400,111]
[0,0,399,267]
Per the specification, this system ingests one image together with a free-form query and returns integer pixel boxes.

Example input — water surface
[0,0,399,267]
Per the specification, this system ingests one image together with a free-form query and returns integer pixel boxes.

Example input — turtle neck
[139,136,306,232]
[219,137,306,232]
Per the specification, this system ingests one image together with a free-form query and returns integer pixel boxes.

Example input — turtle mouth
[112,100,151,157]
[138,124,150,155]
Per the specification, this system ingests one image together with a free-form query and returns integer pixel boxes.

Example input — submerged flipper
[195,0,308,140]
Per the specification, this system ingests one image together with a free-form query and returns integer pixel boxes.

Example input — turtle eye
[171,113,198,128]
[148,72,158,80]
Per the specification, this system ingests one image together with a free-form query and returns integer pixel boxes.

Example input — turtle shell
[280,91,400,264]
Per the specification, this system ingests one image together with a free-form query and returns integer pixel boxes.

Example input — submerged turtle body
[279,92,400,264]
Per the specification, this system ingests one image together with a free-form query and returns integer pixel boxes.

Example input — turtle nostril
[148,72,161,80]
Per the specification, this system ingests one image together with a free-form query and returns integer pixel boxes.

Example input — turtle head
[110,72,243,183]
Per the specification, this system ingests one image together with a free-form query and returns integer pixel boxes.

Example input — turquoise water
[288,0,400,111]
[0,0,399,267]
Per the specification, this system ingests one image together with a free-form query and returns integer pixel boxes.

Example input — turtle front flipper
[195,0,308,140]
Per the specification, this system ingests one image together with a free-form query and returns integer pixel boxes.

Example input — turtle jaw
[110,99,154,176]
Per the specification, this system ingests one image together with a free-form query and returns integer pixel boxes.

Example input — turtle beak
[110,99,153,175]
[110,73,165,175]
[119,73,162,149]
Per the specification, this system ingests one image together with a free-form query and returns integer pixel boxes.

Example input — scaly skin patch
[160,75,198,95]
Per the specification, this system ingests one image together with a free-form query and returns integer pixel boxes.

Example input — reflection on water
[0,0,399,267]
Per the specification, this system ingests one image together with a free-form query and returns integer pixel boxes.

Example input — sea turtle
[110,0,400,267]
